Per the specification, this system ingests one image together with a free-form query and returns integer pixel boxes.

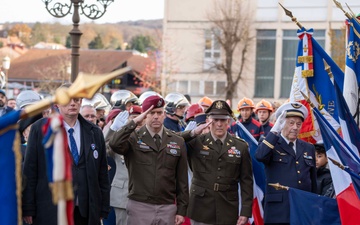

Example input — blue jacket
[255,132,317,224]
[164,116,182,132]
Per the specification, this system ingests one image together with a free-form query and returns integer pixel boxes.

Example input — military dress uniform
[255,102,317,224]
[108,120,189,218]
[184,132,253,224]
[183,100,253,225]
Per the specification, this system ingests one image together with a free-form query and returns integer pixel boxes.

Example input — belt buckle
[214,183,219,191]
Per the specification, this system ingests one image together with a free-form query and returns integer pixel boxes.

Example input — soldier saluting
[183,100,253,225]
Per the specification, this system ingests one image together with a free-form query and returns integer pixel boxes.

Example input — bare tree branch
[207,0,254,106]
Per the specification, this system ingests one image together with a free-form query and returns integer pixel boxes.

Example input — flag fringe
[14,131,22,225]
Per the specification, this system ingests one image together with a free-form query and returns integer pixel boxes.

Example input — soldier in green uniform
[183,100,253,225]
[109,95,189,225]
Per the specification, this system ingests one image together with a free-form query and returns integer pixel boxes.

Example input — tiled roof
[8,49,155,81]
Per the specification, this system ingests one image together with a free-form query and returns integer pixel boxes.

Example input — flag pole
[268,183,289,191]
[333,0,352,20]
[278,3,304,29]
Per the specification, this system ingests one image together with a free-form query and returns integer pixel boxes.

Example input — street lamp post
[2,56,10,95]
[42,0,114,82]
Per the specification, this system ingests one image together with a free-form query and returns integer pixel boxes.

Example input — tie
[154,134,161,149]
[289,142,295,153]
[68,128,79,165]
[216,139,223,149]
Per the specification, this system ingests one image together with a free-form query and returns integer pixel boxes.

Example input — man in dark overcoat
[22,84,110,225]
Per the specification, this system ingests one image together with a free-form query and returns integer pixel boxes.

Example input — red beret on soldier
[141,95,165,112]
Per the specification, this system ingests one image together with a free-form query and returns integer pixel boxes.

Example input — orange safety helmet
[255,99,273,113]
[237,97,255,111]
[185,103,204,122]
[198,96,213,108]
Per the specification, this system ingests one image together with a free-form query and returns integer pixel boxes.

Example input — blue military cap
[275,102,308,121]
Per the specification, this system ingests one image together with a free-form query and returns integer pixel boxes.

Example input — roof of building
[8,49,155,81]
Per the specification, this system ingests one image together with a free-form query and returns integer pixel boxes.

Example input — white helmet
[164,92,190,115]
[110,90,138,107]
[138,91,162,105]
[16,90,42,109]
[82,93,111,112]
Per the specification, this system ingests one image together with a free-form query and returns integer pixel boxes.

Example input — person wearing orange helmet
[255,99,274,137]
[234,97,264,141]
[198,96,213,111]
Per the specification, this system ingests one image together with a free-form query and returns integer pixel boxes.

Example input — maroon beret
[106,109,122,124]
[142,95,165,112]
[129,105,142,115]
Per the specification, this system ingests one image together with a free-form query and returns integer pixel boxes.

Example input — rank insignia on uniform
[276,150,287,156]
[228,146,241,157]
[203,145,209,150]
[215,101,223,109]
[226,142,230,146]
[170,149,178,155]
[209,141,213,145]
[303,153,313,159]
[229,139,233,143]
[167,143,180,149]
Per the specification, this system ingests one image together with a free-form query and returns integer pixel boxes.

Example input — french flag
[289,28,343,143]
[312,107,360,224]
[333,79,360,156]
[343,18,360,119]
[234,122,264,225]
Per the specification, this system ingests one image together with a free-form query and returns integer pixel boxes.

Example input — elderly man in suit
[109,95,189,225]
[255,102,317,225]
[22,84,110,225]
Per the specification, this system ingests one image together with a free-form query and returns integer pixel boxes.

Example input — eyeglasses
[83,114,97,118]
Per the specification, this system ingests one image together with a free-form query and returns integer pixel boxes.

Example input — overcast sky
[0,0,164,24]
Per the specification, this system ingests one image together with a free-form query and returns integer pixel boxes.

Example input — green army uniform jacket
[109,120,189,216]
[184,131,253,224]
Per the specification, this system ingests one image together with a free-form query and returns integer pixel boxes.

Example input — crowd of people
[0,86,334,225]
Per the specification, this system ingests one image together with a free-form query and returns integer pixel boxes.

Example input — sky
[0,0,164,24]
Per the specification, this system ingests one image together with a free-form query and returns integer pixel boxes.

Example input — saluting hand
[191,121,212,136]
[270,110,287,134]
[110,111,129,131]
[133,105,154,125]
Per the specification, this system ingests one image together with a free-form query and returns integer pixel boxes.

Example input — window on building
[255,30,276,98]
[178,80,188,94]
[190,81,200,95]
[204,81,214,95]
[280,29,325,98]
[216,81,226,96]
[204,29,221,71]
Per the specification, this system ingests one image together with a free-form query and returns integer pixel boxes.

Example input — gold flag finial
[323,59,333,79]
[22,67,131,118]
[345,3,360,24]
[300,91,316,108]
[268,183,289,190]
[328,157,346,170]
[278,3,304,29]
[333,0,352,20]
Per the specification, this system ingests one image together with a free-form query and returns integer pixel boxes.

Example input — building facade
[162,0,360,105]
